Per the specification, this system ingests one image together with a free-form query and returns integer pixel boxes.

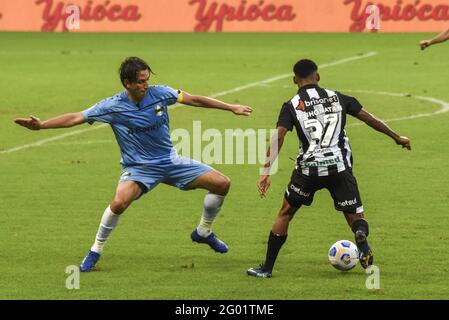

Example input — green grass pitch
[1,32,449,299]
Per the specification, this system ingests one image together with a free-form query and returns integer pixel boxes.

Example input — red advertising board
[0,0,448,32]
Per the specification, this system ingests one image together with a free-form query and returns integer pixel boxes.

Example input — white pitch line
[50,139,115,146]
[210,52,378,98]
[251,86,449,125]
[13,89,448,149]
[1,52,378,155]
[0,124,108,154]
[341,90,449,127]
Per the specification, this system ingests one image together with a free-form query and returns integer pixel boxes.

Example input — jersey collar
[120,90,143,108]
[298,84,320,93]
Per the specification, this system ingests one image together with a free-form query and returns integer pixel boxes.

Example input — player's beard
[139,88,147,98]
[133,88,145,100]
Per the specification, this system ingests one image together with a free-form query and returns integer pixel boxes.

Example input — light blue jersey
[82,85,212,194]
[82,86,179,166]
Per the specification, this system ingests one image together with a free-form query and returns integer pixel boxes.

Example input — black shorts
[285,168,364,213]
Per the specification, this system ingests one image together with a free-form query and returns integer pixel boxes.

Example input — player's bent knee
[110,198,132,215]
[213,175,231,196]
[222,176,231,194]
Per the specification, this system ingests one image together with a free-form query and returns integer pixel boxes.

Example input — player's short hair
[293,59,318,79]
[119,57,154,88]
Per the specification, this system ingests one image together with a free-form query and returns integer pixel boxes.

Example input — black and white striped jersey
[277,84,363,177]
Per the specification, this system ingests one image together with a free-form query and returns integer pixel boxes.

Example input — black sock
[351,219,369,237]
[263,231,287,272]
[351,219,370,253]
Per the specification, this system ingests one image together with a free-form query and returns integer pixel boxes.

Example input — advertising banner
[0,0,448,32]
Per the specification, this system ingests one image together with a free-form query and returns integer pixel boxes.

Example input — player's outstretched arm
[180,91,253,116]
[355,110,411,150]
[14,112,86,130]
[258,126,289,198]
[420,27,449,50]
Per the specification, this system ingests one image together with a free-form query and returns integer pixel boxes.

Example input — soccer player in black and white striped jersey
[247,59,411,278]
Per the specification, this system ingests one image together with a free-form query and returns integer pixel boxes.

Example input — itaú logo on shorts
[338,198,358,207]
[120,171,131,179]
[289,185,310,198]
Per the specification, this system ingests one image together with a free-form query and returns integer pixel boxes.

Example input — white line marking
[210,52,378,98]
[340,90,449,127]
[1,124,108,154]
[251,85,449,125]
[12,90,449,150]
[2,52,378,155]
[50,139,114,146]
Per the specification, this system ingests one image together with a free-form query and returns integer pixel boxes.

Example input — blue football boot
[191,230,228,253]
[79,250,101,272]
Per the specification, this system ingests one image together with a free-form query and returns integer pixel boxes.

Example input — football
[328,240,359,271]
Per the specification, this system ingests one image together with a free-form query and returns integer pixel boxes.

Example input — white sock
[196,192,225,237]
[90,206,121,254]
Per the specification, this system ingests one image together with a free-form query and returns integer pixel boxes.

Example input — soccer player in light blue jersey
[15,57,253,272]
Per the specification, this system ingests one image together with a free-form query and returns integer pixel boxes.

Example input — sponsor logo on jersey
[303,156,342,167]
[155,105,164,116]
[304,95,339,108]
[127,118,167,134]
[311,148,333,155]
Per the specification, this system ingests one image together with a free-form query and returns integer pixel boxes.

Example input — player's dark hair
[119,57,154,88]
[293,59,318,79]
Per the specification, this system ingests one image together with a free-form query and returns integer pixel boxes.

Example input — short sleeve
[155,86,179,107]
[276,103,294,131]
[338,92,363,116]
[81,98,115,125]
